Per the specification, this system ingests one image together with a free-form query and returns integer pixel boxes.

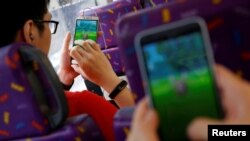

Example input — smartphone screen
[135,18,223,141]
[71,17,98,64]
[74,17,98,43]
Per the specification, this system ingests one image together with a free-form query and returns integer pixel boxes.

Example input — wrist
[62,81,74,90]
[101,76,121,93]
[57,68,74,86]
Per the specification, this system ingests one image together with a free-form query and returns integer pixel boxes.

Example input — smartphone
[71,16,99,64]
[135,17,223,141]
[73,16,99,43]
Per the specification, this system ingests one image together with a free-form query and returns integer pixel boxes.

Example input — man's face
[32,11,52,55]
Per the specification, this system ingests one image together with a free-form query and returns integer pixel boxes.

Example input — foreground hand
[188,64,250,140]
[127,98,159,141]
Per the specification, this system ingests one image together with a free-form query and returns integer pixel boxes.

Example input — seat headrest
[0,42,68,140]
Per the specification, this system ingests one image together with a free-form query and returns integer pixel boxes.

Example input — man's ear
[22,20,36,44]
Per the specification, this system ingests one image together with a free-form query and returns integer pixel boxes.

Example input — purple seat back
[113,107,135,141]
[0,43,104,141]
[81,0,142,50]
[0,42,68,140]
[14,115,104,141]
[115,0,250,102]
[103,47,125,76]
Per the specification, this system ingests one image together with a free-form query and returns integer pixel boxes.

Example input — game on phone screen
[71,17,98,64]
[74,18,98,42]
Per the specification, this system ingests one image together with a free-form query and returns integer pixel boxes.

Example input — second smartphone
[135,17,224,141]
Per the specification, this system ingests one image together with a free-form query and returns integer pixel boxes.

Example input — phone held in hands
[73,16,99,42]
[135,17,224,141]
[71,16,99,65]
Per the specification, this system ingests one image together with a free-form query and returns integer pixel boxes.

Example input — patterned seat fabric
[115,0,250,102]
[14,115,104,141]
[0,42,104,141]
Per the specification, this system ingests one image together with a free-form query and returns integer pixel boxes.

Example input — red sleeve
[65,90,117,141]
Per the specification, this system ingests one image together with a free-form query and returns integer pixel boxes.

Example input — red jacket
[65,90,117,141]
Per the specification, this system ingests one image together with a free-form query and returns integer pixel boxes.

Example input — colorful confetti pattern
[0,43,50,140]
[115,0,250,103]
[0,43,104,140]
[83,0,142,50]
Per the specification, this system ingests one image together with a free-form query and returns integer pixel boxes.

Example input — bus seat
[115,0,250,102]
[80,0,142,50]
[103,47,125,76]
[0,42,104,141]
[14,115,104,141]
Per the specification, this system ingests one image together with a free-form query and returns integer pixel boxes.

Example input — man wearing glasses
[34,20,59,34]
[0,0,135,141]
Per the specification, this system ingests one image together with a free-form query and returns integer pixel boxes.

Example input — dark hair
[0,0,50,47]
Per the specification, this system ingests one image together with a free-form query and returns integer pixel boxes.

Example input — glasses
[34,20,59,34]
